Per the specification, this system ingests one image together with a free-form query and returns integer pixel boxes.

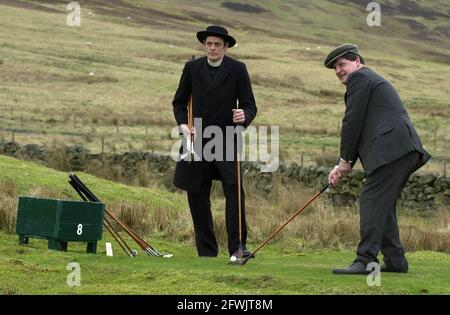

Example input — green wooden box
[16,196,104,253]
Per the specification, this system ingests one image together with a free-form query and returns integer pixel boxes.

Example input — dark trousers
[356,151,420,268]
[187,163,247,256]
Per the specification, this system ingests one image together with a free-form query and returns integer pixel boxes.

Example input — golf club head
[229,255,251,266]
[228,247,254,266]
[228,244,245,265]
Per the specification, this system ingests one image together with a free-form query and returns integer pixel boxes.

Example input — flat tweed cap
[324,43,362,68]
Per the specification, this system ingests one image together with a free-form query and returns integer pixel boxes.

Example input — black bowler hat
[324,43,363,68]
[196,25,236,48]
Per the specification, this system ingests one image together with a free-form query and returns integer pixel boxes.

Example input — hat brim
[197,31,236,48]
[325,51,350,69]
[325,50,361,69]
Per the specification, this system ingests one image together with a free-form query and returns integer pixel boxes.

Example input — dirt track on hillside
[0,0,63,13]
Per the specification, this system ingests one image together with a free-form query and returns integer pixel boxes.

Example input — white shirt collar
[207,58,223,67]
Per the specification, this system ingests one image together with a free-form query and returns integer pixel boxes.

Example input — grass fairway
[1,231,450,295]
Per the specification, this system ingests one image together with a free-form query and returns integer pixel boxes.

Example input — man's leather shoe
[380,264,408,273]
[332,262,369,275]
[382,257,408,273]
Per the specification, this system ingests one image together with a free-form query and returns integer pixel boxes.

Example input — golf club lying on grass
[69,173,173,258]
[230,184,329,265]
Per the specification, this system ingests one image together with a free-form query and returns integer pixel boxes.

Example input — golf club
[231,184,329,265]
[230,102,246,262]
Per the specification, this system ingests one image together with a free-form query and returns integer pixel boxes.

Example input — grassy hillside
[0,154,190,242]
[0,155,184,209]
[0,0,449,171]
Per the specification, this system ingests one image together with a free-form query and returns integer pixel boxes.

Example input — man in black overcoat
[324,44,430,274]
[172,26,257,258]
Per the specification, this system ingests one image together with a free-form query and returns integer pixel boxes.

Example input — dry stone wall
[1,142,448,209]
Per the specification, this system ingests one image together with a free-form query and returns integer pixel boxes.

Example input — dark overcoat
[340,67,430,174]
[172,55,257,193]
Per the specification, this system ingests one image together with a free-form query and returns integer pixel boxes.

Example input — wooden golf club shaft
[104,218,134,256]
[237,158,242,246]
[104,210,160,256]
[107,211,153,250]
[103,216,136,255]
[105,211,147,249]
[246,184,329,259]
[236,103,243,249]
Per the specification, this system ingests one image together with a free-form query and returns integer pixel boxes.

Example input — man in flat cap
[325,44,430,274]
[172,25,257,259]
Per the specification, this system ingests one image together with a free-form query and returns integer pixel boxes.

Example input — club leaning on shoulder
[68,173,173,258]
[229,184,329,266]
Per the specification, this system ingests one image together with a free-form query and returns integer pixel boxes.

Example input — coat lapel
[196,58,212,88]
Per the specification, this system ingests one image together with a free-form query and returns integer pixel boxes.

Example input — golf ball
[229,255,237,262]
